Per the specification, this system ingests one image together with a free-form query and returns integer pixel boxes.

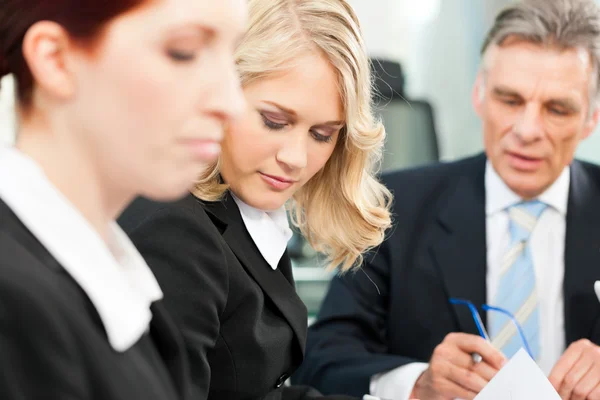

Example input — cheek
[484,106,517,147]
[305,143,336,178]
[224,123,274,171]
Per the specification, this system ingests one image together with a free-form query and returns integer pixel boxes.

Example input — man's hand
[549,339,600,400]
[410,332,506,400]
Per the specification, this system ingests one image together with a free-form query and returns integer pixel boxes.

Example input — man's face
[474,39,599,199]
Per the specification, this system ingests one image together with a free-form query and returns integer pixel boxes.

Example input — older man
[294,1,600,399]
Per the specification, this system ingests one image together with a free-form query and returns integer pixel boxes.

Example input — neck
[16,117,132,242]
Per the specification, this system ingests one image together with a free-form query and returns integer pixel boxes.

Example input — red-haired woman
[0,1,246,398]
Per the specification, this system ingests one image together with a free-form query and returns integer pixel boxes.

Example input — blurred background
[3,0,600,322]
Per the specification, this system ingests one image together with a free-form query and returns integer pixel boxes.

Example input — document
[474,348,560,400]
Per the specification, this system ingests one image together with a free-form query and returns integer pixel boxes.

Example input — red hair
[0,0,145,107]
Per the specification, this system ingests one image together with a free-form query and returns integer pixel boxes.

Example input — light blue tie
[489,200,547,360]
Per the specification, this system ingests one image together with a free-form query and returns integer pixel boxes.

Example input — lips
[506,151,544,171]
[259,172,297,190]
[260,173,296,183]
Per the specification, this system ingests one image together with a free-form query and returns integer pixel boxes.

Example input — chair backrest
[376,99,439,171]
[371,58,440,171]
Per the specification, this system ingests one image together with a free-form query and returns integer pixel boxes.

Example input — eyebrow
[492,86,521,98]
[166,24,216,41]
[492,85,581,112]
[263,101,344,127]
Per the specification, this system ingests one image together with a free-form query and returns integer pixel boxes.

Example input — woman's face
[220,52,344,211]
[66,0,247,201]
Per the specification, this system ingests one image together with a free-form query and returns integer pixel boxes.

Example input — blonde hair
[193,0,392,273]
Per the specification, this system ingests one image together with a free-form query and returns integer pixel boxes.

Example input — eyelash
[500,98,571,116]
[549,107,568,116]
[167,50,196,62]
[260,115,333,143]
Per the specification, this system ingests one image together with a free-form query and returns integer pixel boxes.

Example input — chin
[243,196,287,212]
[505,175,547,200]
[140,180,194,203]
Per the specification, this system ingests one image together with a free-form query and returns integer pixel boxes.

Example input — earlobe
[472,74,484,117]
[583,106,600,139]
[21,21,76,102]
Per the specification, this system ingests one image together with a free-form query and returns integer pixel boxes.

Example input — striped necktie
[489,200,547,360]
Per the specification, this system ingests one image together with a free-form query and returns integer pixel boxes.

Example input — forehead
[122,0,247,38]
[244,52,344,122]
[484,41,593,102]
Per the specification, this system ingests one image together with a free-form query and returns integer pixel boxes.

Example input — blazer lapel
[203,194,308,355]
[564,161,600,344]
[429,154,488,335]
[149,301,190,400]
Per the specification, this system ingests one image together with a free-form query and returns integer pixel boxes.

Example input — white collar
[231,193,293,270]
[0,146,163,352]
[485,160,570,216]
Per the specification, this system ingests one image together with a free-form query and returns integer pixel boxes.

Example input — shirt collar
[231,193,293,270]
[0,146,163,352]
[485,160,570,216]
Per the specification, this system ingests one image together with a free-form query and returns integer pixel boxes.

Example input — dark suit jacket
[292,153,600,397]
[0,199,189,400]
[119,193,357,400]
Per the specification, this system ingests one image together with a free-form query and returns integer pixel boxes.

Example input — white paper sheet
[474,348,561,400]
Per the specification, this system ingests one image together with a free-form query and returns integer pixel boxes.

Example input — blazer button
[275,373,290,388]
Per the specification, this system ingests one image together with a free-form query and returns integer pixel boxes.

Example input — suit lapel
[203,194,308,354]
[564,161,600,344]
[429,155,488,335]
[149,301,189,399]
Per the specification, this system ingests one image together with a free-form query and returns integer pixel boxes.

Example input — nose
[203,51,246,124]
[276,129,308,170]
[513,104,543,143]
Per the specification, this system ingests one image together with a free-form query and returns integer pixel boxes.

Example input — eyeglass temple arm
[449,298,490,341]
[482,304,534,359]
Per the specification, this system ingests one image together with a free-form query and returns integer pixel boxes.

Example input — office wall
[349,0,510,160]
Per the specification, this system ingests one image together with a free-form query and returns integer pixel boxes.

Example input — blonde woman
[120,0,391,399]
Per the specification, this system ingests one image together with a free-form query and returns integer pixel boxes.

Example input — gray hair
[481,0,600,102]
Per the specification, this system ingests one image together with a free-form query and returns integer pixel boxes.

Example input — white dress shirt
[232,193,293,269]
[370,161,569,399]
[0,146,163,352]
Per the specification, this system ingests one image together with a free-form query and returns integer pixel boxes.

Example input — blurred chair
[371,58,440,171]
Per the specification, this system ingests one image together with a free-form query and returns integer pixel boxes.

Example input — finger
[443,358,489,394]
[436,341,499,382]
[451,333,507,369]
[557,355,592,400]
[434,376,479,400]
[549,344,586,390]
[450,351,500,382]
[472,361,501,382]
[571,365,600,400]
[588,382,600,400]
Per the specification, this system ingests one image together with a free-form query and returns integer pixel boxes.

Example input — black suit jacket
[292,153,600,397]
[120,193,357,400]
[0,200,189,400]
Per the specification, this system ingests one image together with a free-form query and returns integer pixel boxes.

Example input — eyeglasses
[449,298,534,359]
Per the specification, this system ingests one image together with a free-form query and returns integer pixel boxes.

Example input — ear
[472,73,485,118]
[582,105,600,140]
[21,21,76,102]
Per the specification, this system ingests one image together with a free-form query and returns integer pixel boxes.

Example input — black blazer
[292,153,600,397]
[120,192,357,400]
[0,199,189,400]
